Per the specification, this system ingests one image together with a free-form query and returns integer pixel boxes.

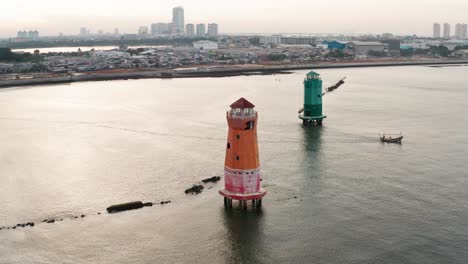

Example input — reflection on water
[221,207,265,264]
[301,125,324,154]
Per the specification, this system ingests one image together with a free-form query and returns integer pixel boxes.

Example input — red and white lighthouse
[219,98,267,209]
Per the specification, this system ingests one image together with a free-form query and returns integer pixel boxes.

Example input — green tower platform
[299,71,327,126]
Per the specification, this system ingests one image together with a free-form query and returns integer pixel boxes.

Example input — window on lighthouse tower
[245,121,255,130]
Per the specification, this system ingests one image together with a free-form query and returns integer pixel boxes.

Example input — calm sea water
[1,66,467,264]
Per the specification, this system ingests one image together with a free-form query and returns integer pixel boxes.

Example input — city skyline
[1,0,468,38]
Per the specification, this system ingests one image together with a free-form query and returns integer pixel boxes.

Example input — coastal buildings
[193,40,218,50]
[455,23,468,39]
[382,33,394,39]
[433,23,441,38]
[138,26,149,36]
[453,49,468,58]
[281,37,316,45]
[443,23,451,39]
[344,41,385,54]
[207,23,219,37]
[71,6,218,39]
[186,24,195,37]
[326,41,348,50]
[17,30,39,40]
[259,36,282,45]
[151,23,170,35]
[259,36,315,46]
[442,39,468,50]
[219,98,266,209]
[196,24,206,37]
[381,39,401,51]
[172,6,185,34]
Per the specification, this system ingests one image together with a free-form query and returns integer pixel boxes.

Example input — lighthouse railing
[227,110,257,119]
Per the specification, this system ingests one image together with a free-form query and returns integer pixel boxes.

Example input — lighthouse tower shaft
[219,98,266,207]
[299,71,327,125]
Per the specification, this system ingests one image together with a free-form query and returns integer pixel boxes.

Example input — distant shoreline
[1,60,467,89]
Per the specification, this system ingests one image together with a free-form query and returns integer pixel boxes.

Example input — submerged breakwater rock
[201,176,222,184]
[106,201,157,213]
[107,201,145,213]
[185,176,222,195]
[185,185,204,194]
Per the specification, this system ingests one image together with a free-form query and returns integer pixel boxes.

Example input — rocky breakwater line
[1,176,222,231]
[185,176,222,195]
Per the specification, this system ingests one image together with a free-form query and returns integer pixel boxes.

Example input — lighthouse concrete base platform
[299,115,327,126]
[219,189,267,201]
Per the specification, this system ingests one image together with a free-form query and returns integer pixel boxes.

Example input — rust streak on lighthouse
[219,98,266,209]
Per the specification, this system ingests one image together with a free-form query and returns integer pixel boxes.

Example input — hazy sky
[1,0,468,37]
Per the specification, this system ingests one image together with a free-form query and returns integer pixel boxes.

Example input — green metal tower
[299,71,327,126]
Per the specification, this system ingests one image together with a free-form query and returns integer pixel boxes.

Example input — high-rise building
[114,28,119,35]
[186,24,195,37]
[17,30,39,40]
[196,24,206,37]
[433,23,441,38]
[207,23,219,37]
[32,30,39,40]
[172,6,185,34]
[138,26,149,36]
[151,23,170,35]
[454,23,467,39]
[26,30,39,40]
[80,27,87,36]
[455,23,462,38]
[462,24,468,39]
[17,31,27,38]
[443,23,451,39]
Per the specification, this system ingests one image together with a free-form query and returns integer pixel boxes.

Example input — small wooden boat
[380,133,403,143]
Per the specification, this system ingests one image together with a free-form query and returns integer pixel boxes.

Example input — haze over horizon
[1,0,468,38]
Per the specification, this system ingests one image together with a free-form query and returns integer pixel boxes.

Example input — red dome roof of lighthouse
[230,97,255,109]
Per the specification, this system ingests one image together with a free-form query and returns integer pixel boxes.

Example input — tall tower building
[433,23,441,38]
[151,23,170,35]
[299,72,327,126]
[219,98,266,209]
[80,27,87,36]
[443,23,451,39]
[455,23,462,38]
[172,6,185,34]
[462,24,468,39]
[454,23,467,39]
[138,26,148,36]
[196,24,206,37]
[207,23,219,37]
[186,24,195,37]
